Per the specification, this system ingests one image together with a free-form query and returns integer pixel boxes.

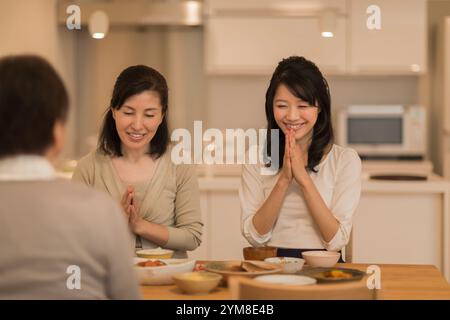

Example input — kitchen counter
[140,263,450,300]
[198,173,450,193]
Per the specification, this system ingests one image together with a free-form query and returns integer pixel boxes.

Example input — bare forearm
[252,177,290,235]
[298,173,339,243]
[134,220,170,247]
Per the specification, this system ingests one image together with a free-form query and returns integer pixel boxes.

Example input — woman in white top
[239,56,362,260]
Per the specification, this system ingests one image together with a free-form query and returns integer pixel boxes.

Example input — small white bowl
[264,257,305,274]
[136,248,174,259]
[302,251,340,268]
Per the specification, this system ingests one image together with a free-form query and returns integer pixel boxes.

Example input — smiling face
[112,90,163,154]
[273,84,319,143]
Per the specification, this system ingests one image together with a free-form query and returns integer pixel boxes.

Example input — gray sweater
[0,179,141,299]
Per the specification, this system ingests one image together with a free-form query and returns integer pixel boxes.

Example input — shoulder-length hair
[265,56,334,172]
[98,65,169,158]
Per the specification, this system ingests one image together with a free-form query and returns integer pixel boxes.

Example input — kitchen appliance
[337,105,427,160]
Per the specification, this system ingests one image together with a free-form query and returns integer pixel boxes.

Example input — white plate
[134,258,196,285]
[254,274,317,286]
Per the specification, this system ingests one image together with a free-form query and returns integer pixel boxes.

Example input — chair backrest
[229,276,377,300]
[343,231,354,263]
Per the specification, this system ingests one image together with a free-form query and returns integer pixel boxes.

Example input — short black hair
[0,55,69,158]
[98,65,169,158]
[265,56,334,172]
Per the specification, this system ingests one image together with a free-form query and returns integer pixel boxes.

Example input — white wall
[0,0,77,160]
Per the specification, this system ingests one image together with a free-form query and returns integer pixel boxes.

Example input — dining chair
[343,231,354,263]
[228,276,377,300]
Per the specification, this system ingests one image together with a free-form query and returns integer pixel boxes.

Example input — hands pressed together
[121,186,144,233]
[279,129,310,186]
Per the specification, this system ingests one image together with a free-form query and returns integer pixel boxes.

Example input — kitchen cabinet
[349,0,427,74]
[204,0,427,75]
[189,189,249,261]
[352,192,443,266]
[205,15,347,75]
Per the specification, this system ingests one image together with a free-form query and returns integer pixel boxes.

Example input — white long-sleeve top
[239,144,362,252]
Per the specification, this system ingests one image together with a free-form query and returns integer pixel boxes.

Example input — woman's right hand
[278,130,293,184]
[121,185,135,220]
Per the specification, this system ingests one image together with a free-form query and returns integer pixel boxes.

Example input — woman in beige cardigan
[73,65,202,258]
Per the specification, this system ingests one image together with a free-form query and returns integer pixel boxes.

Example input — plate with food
[300,267,365,283]
[204,260,282,284]
[134,257,196,285]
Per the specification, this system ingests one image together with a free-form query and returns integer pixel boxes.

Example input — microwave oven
[337,105,427,160]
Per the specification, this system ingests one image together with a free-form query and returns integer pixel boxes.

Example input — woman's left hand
[288,130,309,186]
[128,203,145,234]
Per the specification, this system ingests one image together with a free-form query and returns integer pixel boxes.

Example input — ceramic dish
[173,272,222,294]
[136,248,174,259]
[264,257,305,274]
[134,258,195,285]
[302,251,340,268]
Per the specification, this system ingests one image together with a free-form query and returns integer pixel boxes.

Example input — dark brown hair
[0,55,69,158]
[265,56,334,172]
[98,65,169,158]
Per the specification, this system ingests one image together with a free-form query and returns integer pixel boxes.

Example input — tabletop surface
[140,263,450,300]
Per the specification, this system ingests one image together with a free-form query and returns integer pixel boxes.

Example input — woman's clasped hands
[279,129,309,186]
[121,186,144,233]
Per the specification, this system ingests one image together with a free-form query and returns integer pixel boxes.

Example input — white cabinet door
[352,193,442,267]
[350,0,427,74]
[205,15,347,75]
[208,191,249,260]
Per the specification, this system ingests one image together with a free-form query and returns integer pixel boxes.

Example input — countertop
[198,173,450,193]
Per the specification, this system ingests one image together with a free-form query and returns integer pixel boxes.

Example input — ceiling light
[89,10,109,40]
[320,9,336,38]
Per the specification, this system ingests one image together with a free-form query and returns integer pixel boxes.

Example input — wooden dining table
[140,263,450,300]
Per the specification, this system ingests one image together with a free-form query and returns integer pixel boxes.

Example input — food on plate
[194,263,206,272]
[136,260,167,267]
[277,257,297,264]
[240,261,277,272]
[319,270,353,279]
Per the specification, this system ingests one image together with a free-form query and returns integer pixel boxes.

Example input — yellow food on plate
[320,270,353,279]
